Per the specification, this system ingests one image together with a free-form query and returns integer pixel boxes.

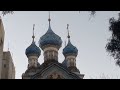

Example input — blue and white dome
[39,25,62,50]
[63,40,78,56]
[26,42,41,57]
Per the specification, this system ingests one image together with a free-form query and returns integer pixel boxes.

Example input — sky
[1,11,120,79]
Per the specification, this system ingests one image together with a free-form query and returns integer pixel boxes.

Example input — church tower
[39,12,62,62]
[0,16,5,78]
[62,24,81,77]
[25,24,41,68]
[22,25,41,79]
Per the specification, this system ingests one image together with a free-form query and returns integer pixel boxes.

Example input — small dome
[26,42,41,57]
[63,40,78,56]
[39,25,62,50]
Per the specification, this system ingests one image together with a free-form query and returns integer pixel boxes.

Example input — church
[22,13,84,79]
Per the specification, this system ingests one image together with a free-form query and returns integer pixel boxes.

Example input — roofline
[31,62,81,79]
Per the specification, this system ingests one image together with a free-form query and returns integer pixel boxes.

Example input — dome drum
[41,44,61,51]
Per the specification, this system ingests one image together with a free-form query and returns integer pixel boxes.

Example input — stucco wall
[1,51,15,79]
[0,17,4,79]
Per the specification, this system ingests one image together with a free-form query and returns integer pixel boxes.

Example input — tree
[79,11,96,17]
[106,13,120,67]
[1,11,13,16]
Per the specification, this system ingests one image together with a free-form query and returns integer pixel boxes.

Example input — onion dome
[26,42,41,57]
[25,24,41,57]
[63,24,78,56]
[39,13,62,50]
[63,40,78,56]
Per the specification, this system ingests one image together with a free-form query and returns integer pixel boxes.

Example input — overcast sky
[1,11,120,79]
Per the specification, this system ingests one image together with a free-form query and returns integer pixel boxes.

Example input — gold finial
[32,24,35,42]
[67,24,70,39]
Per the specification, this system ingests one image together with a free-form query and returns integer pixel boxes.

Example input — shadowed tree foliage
[1,11,13,16]
[106,13,120,66]
[89,11,96,16]
[79,11,96,16]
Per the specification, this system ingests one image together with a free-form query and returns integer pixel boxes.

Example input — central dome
[39,25,62,50]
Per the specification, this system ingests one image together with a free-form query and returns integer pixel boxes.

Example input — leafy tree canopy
[106,13,120,66]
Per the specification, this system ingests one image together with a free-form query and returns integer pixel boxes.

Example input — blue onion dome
[39,21,62,50]
[26,41,41,57]
[26,24,41,57]
[63,24,78,56]
[63,40,78,57]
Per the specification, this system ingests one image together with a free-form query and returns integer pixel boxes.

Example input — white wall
[1,51,15,79]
